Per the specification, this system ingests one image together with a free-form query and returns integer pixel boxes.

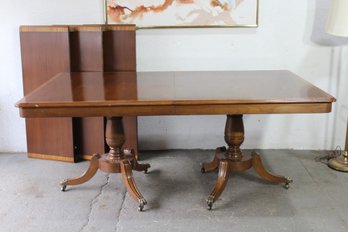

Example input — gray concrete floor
[1,150,348,232]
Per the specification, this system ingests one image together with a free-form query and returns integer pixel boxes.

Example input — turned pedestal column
[60,117,150,211]
[201,115,292,210]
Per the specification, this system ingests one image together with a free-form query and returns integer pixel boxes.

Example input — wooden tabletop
[17,71,335,117]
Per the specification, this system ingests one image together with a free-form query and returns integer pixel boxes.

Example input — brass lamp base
[328,151,348,172]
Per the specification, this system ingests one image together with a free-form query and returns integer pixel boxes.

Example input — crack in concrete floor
[114,190,127,232]
[1,151,348,232]
[81,174,110,232]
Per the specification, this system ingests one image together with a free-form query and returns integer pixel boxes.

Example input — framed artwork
[105,0,259,28]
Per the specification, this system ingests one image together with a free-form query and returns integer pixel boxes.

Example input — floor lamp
[326,0,348,171]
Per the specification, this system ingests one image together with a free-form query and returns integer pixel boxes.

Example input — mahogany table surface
[17,70,335,117]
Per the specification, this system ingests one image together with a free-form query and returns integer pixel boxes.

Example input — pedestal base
[60,117,150,211]
[61,150,150,211]
[201,115,292,210]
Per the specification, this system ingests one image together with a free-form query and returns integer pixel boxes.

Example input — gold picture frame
[104,0,259,29]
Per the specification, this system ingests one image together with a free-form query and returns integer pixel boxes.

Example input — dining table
[16,70,336,211]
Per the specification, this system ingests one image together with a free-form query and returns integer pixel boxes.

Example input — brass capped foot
[60,180,67,192]
[138,198,147,211]
[206,196,214,210]
[284,177,293,189]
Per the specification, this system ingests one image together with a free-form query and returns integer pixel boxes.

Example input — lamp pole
[326,0,348,171]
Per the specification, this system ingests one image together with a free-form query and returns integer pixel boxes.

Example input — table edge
[18,102,333,118]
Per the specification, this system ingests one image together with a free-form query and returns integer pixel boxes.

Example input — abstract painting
[106,0,258,28]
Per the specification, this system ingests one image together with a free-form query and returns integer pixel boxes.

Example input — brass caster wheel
[283,177,293,190]
[61,184,67,192]
[60,180,67,192]
[207,202,212,210]
[138,198,147,212]
[201,168,206,173]
[206,196,214,210]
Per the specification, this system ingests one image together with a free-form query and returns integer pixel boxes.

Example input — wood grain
[20,27,74,161]
[102,26,138,159]
[69,25,105,161]
[103,30,136,71]
[17,71,335,117]
[19,24,138,162]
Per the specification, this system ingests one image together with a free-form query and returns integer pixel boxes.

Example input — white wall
[0,0,347,152]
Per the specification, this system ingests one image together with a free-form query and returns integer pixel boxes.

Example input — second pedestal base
[201,115,292,210]
[201,147,292,210]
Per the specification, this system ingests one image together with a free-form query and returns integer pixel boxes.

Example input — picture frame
[105,0,259,29]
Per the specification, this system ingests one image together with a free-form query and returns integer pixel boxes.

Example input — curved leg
[206,159,231,210]
[201,146,226,173]
[61,153,100,191]
[120,160,147,211]
[252,152,292,188]
[132,160,151,173]
[128,149,151,173]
